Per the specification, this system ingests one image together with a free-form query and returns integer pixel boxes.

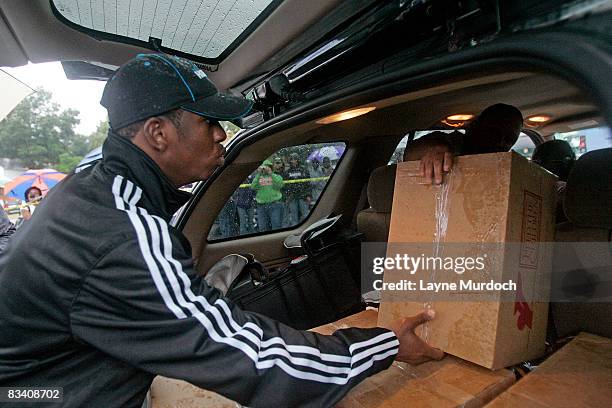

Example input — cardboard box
[486,332,612,407]
[378,152,557,369]
[314,310,516,408]
[150,376,235,408]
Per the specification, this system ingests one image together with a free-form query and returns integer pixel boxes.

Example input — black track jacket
[0,132,398,407]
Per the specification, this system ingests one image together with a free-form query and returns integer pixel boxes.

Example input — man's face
[467,116,522,154]
[164,111,227,186]
[27,189,42,202]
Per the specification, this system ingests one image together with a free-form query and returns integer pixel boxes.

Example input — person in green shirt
[251,160,284,231]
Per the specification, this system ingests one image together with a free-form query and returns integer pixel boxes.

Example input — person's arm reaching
[250,173,262,190]
[403,134,454,185]
[69,213,443,407]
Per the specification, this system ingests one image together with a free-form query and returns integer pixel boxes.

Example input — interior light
[316,107,376,124]
[526,115,552,124]
[442,119,467,128]
[441,113,475,128]
[446,114,474,121]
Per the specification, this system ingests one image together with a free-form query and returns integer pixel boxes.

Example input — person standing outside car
[0,185,6,208]
[272,156,286,175]
[272,156,290,226]
[307,157,326,203]
[0,54,443,408]
[251,159,284,232]
[282,152,311,226]
[0,204,16,253]
[321,156,335,176]
[233,174,256,234]
[19,186,43,221]
[216,197,238,238]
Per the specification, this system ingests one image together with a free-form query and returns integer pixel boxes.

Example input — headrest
[532,140,576,181]
[564,148,612,228]
[367,164,396,212]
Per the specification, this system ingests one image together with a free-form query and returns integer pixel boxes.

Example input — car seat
[356,164,396,242]
[551,147,612,338]
[533,139,576,223]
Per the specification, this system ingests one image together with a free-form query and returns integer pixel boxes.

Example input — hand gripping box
[377,152,557,369]
[314,310,515,407]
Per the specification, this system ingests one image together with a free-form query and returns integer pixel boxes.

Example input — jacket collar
[101,131,191,219]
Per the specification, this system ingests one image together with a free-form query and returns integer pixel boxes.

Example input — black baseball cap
[101,53,253,129]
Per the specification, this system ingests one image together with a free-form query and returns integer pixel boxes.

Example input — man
[321,156,335,176]
[0,54,442,407]
[281,152,311,226]
[216,196,238,238]
[0,186,16,252]
[532,139,576,183]
[404,103,524,184]
[273,155,286,174]
[0,205,15,253]
[232,173,256,235]
[251,159,284,231]
[20,186,43,221]
[271,156,291,226]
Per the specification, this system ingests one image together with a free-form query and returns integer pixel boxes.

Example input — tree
[221,121,242,144]
[87,120,109,151]
[56,152,84,173]
[0,88,85,169]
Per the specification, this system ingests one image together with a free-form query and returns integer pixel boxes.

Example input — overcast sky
[4,62,108,135]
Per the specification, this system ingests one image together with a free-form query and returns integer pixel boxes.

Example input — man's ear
[142,117,169,152]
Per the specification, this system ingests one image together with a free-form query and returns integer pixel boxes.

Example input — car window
[388,130,464,165]
[389,130,536,164]
[511,132,536,159]
[208,142,346,240]
[553,126,612,158]
[51,0,279,62]
[388,135,409,165]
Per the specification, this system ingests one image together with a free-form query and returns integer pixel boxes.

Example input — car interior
[180,66,611,332]
[1,0,611,405]
[179,62,612,404]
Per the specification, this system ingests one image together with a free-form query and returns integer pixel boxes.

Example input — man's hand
[420,144,454,185]
[390,309,445,365]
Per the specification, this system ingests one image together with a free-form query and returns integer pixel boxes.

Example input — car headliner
[0,0,344,89]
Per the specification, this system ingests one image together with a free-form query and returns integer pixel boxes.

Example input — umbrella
[307,145,345,162]
[3,169,66,200]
